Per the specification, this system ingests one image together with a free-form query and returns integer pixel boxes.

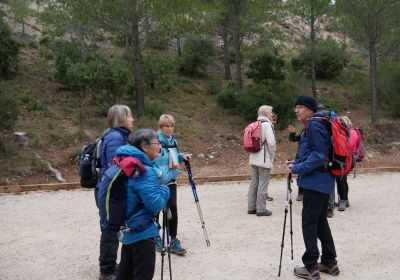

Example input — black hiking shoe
[294,265,320,280]
[327,208,334,218]
[318,262,340,276]
[256,210,272,216]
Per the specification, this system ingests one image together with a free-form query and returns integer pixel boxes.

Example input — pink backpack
[352,128,366,162]
[243,121,265,152]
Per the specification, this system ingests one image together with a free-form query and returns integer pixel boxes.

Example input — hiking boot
[99,273,116,280]
[346,200,350,207]
[247,209,256,214]
[256,210,272,216]
[338,200,347,211]
[318,262,340,276]
[169,238,187,255]
[266,195,274,201]
[327,208,334,218]
[294,265,320,280]
[154,235,163,253]
[296,193,303,201]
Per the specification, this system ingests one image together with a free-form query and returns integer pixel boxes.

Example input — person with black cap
[286,96,339,280]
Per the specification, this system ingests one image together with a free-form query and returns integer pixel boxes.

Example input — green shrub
[38,46,54,60]
[111,33,127,48]
[292,37,349,79]
[54,40,82,85]
[145,31,169,50]
[246,49,285,84]
[178,36,216,77]
[0,13,21,80]
[235,82,296,128]
[206,79,222,95]
[142,53,174,90]
[228,47,236,64]
[38,33,54,47]
[0,89,19,131]
[66,55,132,110]
[324,21,339,33]
[378,59,400,118]
[17,93,47,112]
[145,102,165,120]
[217,85,240,109]
[317,96,344,112]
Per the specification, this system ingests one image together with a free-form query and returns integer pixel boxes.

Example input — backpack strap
[258,120,272,163]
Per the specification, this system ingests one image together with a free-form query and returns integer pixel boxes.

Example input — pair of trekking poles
[160,160,211,280]
[278,172,294,277]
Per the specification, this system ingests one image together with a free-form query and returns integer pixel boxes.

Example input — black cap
[294,96,317,112]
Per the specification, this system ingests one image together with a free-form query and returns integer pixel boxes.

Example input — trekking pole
[184,160,210,247]
[278,172,293,277]
[160,208,173,280]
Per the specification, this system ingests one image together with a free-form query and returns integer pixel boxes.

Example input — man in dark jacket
[286,96,339,280]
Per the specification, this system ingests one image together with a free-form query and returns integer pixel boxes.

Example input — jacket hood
[257,116,272,123]
[157,130,177,147]
[115,144,153,166]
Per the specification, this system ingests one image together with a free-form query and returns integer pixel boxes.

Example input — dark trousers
[167,183,178,238]
[116,239,156,280]
[302,189,337,268]
[95,188,119,274]
[336,175,349,201]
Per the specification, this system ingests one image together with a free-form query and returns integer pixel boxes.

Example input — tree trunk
[132,9,145,117]
[233,6,243,89]
[176,37,181,57]
[221,18,231,80]
[369,45,378,124]
[310,7,317,99]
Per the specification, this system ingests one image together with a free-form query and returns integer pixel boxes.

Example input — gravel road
[1,172,399,280]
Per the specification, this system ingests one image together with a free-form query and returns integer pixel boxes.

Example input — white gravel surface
[1,172,400,280]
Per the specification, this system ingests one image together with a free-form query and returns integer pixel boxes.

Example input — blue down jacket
[154,130,184,184]
[291,112,335,195]
[115,144,170,245]
[98,127,130,178]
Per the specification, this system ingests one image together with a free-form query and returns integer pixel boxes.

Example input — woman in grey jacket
[247,105,276,217]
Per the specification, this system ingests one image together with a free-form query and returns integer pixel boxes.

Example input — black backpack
[76,129,110,188]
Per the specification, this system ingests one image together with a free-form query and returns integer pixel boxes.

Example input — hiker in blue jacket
[154,114,191,255]
[115,129,170,280]
[95,104,133,280]
[286,96,339,280]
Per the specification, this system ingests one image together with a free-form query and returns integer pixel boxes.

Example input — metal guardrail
[1,167,399,194]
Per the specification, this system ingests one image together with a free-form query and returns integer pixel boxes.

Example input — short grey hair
[128,128,158,150]
[107,104,132,128]
[258,105,273,117]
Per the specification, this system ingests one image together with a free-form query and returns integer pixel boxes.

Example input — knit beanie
[294,96,317,112]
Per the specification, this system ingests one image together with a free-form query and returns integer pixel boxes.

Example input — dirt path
[1,173,399,280]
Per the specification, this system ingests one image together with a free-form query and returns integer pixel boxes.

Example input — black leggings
[116,239,155,280]
[167,183,178,238]
[336,175,349,200]
[94,188,119,274]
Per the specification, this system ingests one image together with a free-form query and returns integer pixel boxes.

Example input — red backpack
[243,120,266,152]
[313,116,353,177]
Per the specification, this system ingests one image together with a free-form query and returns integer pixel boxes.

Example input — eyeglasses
[294,105,306,111]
